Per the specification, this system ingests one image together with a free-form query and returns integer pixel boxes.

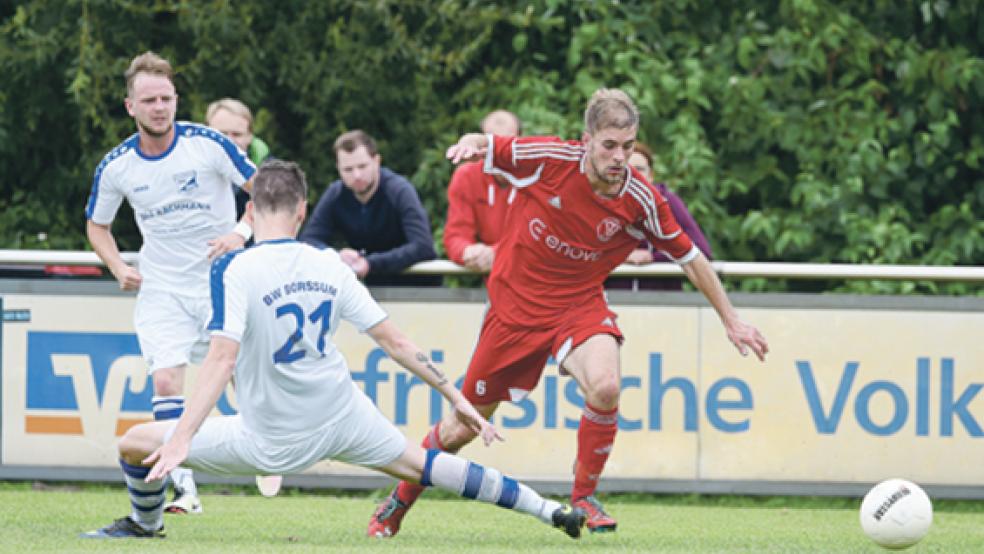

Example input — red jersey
[443,161,514,264]
[484,135,698,326]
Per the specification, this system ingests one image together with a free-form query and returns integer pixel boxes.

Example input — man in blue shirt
[300,130,437,286]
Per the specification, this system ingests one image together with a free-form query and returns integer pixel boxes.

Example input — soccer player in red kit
[369,89,769,537]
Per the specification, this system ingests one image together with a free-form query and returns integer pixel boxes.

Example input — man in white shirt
[81,160,587,541]
[85,51,256,514]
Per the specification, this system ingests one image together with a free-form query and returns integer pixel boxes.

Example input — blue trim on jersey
[207,249,246,332]
[496,476,520,508]
[119,458,150,479]
[134,125,180,161]
[179,122,257,181]
[86,133,140,219]
[255,238,297,246]
[420,448,441,487]
[461,463,485,500]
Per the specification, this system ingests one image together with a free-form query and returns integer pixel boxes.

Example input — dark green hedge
[2,0,981,293]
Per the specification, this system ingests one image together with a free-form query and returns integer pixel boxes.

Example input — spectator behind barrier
[443,109,522,274]
[299,130,438,286]
[206,98,273,222]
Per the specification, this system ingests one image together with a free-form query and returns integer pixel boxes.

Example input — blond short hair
[206,98,254,132]
[124,51,174,95]
[584,88,639,134]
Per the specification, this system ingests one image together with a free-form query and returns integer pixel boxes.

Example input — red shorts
[461,296,623,405]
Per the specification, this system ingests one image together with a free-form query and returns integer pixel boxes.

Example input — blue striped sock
[151,395,197,496]
[423,450,560,524]
[120,458,165,531]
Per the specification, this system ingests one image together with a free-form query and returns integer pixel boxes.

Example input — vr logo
[26,331,151,440]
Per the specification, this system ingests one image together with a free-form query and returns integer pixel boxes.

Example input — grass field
[3,482,984,553]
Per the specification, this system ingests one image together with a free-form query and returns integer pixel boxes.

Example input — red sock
[571,402,618,501]
[395,421,448,506]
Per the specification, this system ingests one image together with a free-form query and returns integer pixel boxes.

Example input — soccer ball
[860,478,933,550]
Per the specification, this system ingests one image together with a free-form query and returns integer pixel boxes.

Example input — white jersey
[207,240,388,440]
[86,122,256,294]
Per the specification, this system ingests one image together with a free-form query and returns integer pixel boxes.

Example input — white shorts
[170,389,407,475]
[134,289,211,373]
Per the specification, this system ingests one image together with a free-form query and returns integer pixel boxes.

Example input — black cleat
[551,505,587,539]
[80,516,165,539]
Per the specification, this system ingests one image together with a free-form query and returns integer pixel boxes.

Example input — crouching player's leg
[373,442,586,539]
[367,400,494,537]
[81,421,174,538]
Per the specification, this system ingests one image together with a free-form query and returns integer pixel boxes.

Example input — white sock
[421,450,560,524]
[152,395,197,496]
[120,459,164,531]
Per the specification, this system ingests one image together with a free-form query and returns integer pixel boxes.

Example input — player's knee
[588,376,621,410]
[151,369,182,396]
[117,430,146,464]
[117,424,158,464]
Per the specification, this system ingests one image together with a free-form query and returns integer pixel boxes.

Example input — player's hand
[207,231,246,260]
[625,248,654,265]
[112,264,142,291]
[452,398,503,447]
[446,142,486,165]
[724,318,769,361]
[143,438,190,483]
[340,249,369,278]
[462,243,495,272]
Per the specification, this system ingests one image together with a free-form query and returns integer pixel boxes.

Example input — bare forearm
[682,253,738,325]
[86,221,127,275]
[370,321,460,403]
[169,357,233,444]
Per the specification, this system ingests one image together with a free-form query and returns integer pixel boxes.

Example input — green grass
[3,482,984,553]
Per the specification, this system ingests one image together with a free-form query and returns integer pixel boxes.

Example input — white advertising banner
[2,293,982,487]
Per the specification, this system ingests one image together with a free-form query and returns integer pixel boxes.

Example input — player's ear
[246,200,255,219]
[296,199,307,227]
[373,153,382,166]
[124,97,135,117]
[581,131,591,144]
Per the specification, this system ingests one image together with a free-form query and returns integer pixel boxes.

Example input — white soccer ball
[860,478,933,550]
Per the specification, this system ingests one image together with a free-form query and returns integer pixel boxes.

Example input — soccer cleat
[367,489,410,538]
[164,490,203,514]
[256,475,283,497]
[80,516,165,539]
[551,505,587,539]
[573,495,617,533]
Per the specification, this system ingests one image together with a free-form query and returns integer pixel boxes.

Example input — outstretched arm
[446,133,489,164]
[87,220,142,291]
[144,336,238,481]
[681,252,769,361]
[367,319,501,445]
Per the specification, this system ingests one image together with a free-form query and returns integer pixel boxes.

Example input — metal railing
[2,249,982,282]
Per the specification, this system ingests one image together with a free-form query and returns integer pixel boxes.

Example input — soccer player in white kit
[85,51,257,514]
[81,160,587,540]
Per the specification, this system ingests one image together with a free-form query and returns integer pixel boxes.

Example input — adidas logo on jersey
[548,196,562,209]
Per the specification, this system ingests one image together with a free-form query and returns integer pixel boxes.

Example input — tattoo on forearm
[416,352,448,386]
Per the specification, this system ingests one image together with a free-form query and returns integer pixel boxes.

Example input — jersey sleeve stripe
[627,180,681,240]
[184,122,257,181]
[207,251,244,331]
[86,134,138,220]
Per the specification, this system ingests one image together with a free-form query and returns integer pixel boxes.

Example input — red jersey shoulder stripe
[626,178,681,240]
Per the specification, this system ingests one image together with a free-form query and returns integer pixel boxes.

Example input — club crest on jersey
[174,171,200,194]
[596,217,622,242]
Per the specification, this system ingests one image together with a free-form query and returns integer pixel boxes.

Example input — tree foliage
[1,0,981,294]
